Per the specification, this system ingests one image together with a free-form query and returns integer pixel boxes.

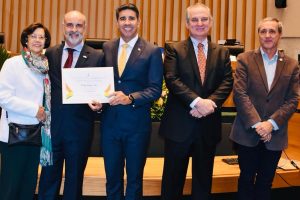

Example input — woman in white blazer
[0,22,51,200]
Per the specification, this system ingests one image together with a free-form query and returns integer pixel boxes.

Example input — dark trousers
[161,136,216,200]
[0,141,40,200]
[38,137,91,200]
[102,129,150,200]
[236,142,282,200]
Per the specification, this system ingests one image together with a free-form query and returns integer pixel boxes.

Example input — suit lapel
[254,49,269,92]
[269,51,285,92]
[75,44,90,67]
[122,38,144,77]
[55,45,63,68]
[187,38,201,84]
[205,42,216,85]
[112,39,120,78]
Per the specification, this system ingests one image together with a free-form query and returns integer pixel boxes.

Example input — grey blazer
[230,49,299,151]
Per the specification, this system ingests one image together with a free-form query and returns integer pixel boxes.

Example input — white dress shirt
[61,41,84,68]
[251,48,279,130]
[189,36,209,108]
[118,34,139,65]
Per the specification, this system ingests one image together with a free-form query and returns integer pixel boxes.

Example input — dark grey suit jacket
[46,43,104,139]
[230,49,299,151]
[159,38,233,145]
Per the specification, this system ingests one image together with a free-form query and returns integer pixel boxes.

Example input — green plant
[0,44,10,70]
[151,79,168,121]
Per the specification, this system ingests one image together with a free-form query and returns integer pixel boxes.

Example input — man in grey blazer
[230,17,299,200]
[38,10,104,200]
[159,3,233,200]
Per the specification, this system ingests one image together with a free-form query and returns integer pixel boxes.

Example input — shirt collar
[260,47,278,61]
[119,34,139,48]
[190,36,208,48]
[63,41,84,52]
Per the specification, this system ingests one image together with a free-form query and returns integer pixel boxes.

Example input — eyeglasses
[189,17,209,24]
[29,34,46,40]
[64,23,85,29]
[258,29,278,36]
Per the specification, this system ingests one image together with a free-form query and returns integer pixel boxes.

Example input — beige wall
[0,0,269,53]
[1,0,299,61]
[267,0,300,60]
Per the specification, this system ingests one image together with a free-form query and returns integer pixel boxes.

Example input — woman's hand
[36,106,46,122]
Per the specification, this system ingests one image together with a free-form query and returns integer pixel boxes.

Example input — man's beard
[65,31,83,46]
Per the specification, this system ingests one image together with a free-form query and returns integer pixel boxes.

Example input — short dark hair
[115,3,139,20]
[20,22,51,48]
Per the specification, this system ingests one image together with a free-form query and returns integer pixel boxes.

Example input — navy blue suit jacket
[101,37,163,134]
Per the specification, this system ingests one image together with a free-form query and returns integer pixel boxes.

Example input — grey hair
[186,3,213,23]
[257,17,283,34]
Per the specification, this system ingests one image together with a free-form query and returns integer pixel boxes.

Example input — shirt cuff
[252,122,261,129]
[190,97,201,108]
[268,119,279,131]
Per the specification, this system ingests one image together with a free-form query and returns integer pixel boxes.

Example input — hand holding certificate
[62,67,114,104]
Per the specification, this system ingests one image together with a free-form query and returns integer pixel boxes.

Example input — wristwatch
[128,94,135,105]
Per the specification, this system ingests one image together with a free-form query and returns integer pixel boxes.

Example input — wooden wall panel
[0,0,269,53]
[157,0,167,45]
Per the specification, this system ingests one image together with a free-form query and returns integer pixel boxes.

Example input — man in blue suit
[89,3,163,200]
[38,10,104,200]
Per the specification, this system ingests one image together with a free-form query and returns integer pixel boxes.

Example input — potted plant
[0,44,10,70]
[148,80,168,156]
[151,79,168,122]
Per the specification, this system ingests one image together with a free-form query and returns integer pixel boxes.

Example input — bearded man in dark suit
[38,10,104,200]
[159,3,233,200]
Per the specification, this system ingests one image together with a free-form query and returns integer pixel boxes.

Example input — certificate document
[62,67,114,104]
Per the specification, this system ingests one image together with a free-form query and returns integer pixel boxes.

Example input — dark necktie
[197,43,206,84]
[64,48,75,68]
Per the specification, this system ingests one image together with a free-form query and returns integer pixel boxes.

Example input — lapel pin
[279,58,283,61]
[138,48,141,51]
[83,55,87,59]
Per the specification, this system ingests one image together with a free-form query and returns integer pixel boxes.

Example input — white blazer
[0,55,44,143]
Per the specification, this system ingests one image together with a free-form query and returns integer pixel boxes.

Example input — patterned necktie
[197,43,206,84]
[64,48,75,68]
[118,43,129,76]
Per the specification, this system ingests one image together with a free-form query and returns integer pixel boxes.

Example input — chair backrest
[85,38,110,50]
[0,32,4,44]
[223,45,244,57]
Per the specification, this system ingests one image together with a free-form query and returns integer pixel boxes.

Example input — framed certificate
[62,67,114,104]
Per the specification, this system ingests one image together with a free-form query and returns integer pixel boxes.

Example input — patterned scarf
[21,48,53,166]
